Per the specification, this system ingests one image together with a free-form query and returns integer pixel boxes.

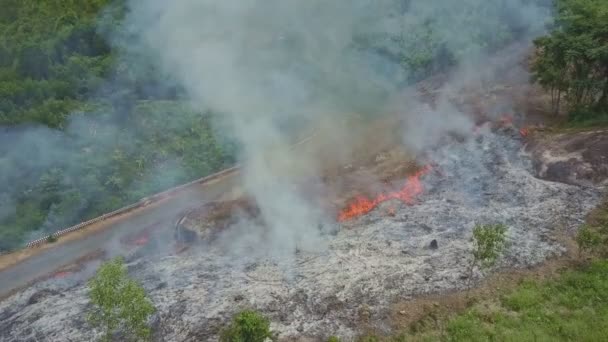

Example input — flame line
[338,165,432,221]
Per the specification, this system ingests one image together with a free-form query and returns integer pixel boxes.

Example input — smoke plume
[119,0,551,256]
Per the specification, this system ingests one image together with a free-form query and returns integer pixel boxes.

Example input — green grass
[457,263,608,341]
[377,261,608,342]
[563,110,608,130]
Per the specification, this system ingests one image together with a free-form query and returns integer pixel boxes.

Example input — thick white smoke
[121,0,551,257]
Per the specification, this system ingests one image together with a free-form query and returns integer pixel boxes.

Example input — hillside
[2,0,608,341]
[0,0,236,251]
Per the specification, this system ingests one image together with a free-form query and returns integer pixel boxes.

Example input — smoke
[119,0,551,257]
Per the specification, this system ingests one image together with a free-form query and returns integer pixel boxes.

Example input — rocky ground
[1,126,603,342]
[529,128,608,187]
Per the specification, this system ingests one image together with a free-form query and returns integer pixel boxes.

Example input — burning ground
[0,123,602,341]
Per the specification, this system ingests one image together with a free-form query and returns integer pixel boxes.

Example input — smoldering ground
[2,125,601,341]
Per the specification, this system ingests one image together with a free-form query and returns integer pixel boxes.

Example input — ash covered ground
[0,126,602,342]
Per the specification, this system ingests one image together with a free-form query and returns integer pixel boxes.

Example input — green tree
[220,310,275,342]
[88,257,155,341]
[532,0,608,119]
[467,223,508,289]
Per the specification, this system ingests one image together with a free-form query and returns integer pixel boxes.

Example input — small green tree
[88,257,155,342]
[220,310,275,342]
[576,225,603,258]
[467,224,508,290]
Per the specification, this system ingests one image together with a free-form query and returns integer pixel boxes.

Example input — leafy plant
[88,257,155,342]
[467,223,508,289]
[220,310,275,342]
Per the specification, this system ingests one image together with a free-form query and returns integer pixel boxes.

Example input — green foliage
[88,257,155,342]
[576,225,603,256]
[220,310,275,342]
[327,336,341,342]
[472,223,508,269]
[0,0,116,126]
[465,223,508,291]
[532,0,608,118]
[0,0,238,251]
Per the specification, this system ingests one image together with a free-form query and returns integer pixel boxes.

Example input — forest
[0,0,606,251]
[0,0,237,251]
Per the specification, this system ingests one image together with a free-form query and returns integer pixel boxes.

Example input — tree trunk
[550,86,555,113]
[556,89,562,116]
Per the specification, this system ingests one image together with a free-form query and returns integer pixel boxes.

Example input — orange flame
[134,235,149,246]
[499,114,514,126]
[338,165,432,221]
[53,271,72,279]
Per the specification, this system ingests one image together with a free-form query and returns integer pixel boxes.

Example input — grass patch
[376,261,608,342]
[566,108,608,129]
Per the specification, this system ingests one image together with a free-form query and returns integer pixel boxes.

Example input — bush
[220,310,275,342]
[467,223,508,289]
[472,223,508,269]
[88,257,156,342]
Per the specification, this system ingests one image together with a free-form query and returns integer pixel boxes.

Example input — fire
[122,230,150,246]
[134,234,149,246]
[338,165,432,222]
[499,114,514,126]
[53,271,72,279]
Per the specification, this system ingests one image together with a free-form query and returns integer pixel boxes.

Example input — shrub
[220,310,275,342]
[467,223,508,289]
[88,257,155,341]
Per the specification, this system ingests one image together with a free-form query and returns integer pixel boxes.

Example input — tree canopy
[88,257,155,341]
[0,0,237,251]
[532,0,608,120]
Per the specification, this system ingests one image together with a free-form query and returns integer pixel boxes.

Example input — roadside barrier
[25,166,240,248]
[24,131,317,249]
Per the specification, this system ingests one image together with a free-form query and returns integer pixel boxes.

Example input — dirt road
[0,172,240,298]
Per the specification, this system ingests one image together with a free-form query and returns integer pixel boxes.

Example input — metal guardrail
[25,166,240,248]
[24,131,318,249]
